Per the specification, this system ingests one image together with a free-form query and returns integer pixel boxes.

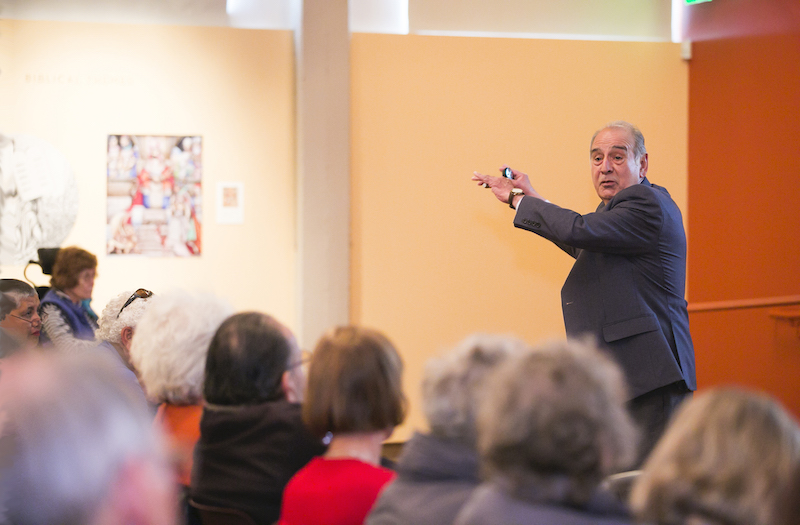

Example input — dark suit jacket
[513,178,696,399]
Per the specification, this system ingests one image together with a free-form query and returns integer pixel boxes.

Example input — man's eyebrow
[591,145,628,154]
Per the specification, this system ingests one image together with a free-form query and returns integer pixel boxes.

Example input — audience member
[776,462,800,525]
[0,279,41,357]
[630,387,800,525]
[278,326,407,525]
[39,246,99,350]
[129,290,232,493]
[366,333,527,525]
[0,351,176,525]
[191,312,326,523]
[94,288,155,413]
[455,339,638,525]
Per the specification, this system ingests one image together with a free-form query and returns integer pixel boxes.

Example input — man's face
[0,295,41,345]
[590,127,647,205]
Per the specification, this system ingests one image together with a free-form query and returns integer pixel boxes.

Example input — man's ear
[281,370,302,403]
[639,153,649,181]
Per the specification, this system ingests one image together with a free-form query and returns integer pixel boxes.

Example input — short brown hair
[50,247,97,290]
[303,326,406,438]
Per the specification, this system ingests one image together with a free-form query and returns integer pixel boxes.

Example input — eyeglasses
[117,288,153,318]
[288,350,312,370]
[8,313,39,325]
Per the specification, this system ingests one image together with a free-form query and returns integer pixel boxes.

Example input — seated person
[367,333,527,525]
[38,246,99,351]
[191,312,326,524]
[630,387,800,525]
[0,351,176,525]
[455,339,638,525]
[278,326,407,525]
[129,290,233,493]
[94,288,155,414]
[0,279,41,357]
[777,463,800,525]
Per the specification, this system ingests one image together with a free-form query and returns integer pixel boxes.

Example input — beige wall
[410,0,673,40]
[0,20,298,328]
[351,34,688,440]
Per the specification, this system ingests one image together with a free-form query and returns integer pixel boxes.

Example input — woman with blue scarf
[39,246,99,352]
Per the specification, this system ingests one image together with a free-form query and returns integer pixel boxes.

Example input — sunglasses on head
[117,288,153,318]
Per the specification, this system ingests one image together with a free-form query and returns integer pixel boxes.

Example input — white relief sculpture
[0,134,79,265]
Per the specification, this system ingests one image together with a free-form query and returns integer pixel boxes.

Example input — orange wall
[351,34,688,439]
[687,30,800,417]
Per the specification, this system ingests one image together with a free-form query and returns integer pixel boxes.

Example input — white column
[295,0,351,348]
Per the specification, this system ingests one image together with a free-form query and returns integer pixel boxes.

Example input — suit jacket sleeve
[512,184,664,255]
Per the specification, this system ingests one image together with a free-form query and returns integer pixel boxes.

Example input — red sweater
[278,457,395,525]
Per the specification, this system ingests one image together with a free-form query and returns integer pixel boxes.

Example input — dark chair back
[188,499,259,525]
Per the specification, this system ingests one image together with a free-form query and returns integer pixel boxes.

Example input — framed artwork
[216,182,244,224]
[107,135,202,256]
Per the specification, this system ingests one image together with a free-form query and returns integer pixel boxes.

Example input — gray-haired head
[422,333,528,446]
[96,289,155,345]
[0,351,174,525]
[0,279,36,320]
[477,338,638,505]
[591,121,647,160]
[128,289,233,405]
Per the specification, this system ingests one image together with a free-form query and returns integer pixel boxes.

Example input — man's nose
[31,314,42,326]
[601,157,614,172]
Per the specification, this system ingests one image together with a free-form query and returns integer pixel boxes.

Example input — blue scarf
[39,288,97,344]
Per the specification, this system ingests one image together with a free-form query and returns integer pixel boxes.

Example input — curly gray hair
[477,338,638,505]
[95,290,153,344]
[422,333,528,446]
[128,289,233,405]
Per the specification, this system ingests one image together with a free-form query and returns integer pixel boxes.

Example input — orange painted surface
[687,31,800,418]
[690,308,800,418]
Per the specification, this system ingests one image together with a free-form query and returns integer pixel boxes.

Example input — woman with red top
[279,326,407,525]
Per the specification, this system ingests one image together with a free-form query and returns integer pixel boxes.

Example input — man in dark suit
[472,121,695,463]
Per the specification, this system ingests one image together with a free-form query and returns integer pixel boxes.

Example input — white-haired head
[0,351,173,525]
[422,333,528,446]
[128,290,233,405]
[96,289,154,345]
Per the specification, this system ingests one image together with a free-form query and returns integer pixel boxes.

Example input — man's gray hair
[0,279,36,319]
[95,290,153,345]
[477,338,638,505]
[0,352,165,525]
[128,289,233,405]
[422,333,528,446]
[591,120,647,160]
